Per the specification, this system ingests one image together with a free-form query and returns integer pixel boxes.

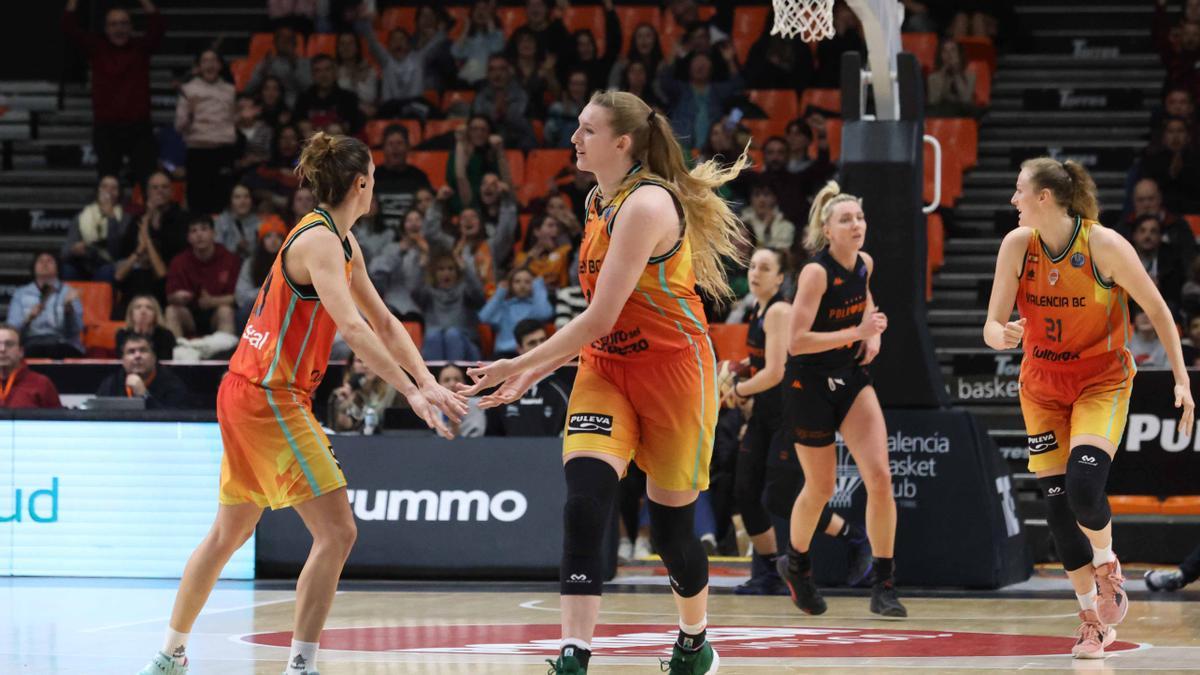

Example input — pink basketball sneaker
[1072,609,1116,659]
[1094,556,1129,625]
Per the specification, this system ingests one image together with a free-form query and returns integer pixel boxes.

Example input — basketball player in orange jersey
[984,157,1194,659]
[139,133,467,675]
[775,182,906,619]
[462,91,747,675]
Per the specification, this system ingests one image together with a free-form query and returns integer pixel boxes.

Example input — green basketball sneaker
[137,652,188,675]
[546,652,587,674]
[660,641,719,674]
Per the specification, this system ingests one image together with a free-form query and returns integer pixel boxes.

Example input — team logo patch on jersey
[1027,431,1059,455]
[1070,252,1085,268]
[1048,269,1059,286]
[567,413,613,436]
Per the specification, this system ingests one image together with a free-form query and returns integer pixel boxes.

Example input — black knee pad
[648,500,709,598]
[763,468,801,520]
[1065,446,1112,531]
[561,458,618,596]
[1039,474,1093,572]
[734,459,771,537]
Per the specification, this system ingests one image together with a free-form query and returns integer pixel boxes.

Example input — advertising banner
[1112,370,1200,497]
[256,436,573,579]
[809,409,1030,588]
[0,418,254,578]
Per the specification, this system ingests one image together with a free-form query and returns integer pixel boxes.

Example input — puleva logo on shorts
[1027,431,1059,454]
[567,413,613,436]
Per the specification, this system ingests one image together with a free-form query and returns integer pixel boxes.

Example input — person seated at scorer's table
[95,333,193,409]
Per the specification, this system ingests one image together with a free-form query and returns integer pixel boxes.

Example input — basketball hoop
[771,0,836,42]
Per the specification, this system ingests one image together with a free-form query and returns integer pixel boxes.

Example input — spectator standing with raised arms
[62,0,164,188]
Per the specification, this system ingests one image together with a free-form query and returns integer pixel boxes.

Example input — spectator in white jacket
[451,1,505,87]
[739,180,795,250]
[175,49,237,214]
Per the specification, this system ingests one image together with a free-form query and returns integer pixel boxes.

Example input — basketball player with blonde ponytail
[462,91,747,674]
[985,157,1193,658]
[777,181,907,619]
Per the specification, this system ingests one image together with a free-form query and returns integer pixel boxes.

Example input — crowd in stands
[2,0,997,426]
[1128,0,1200,368]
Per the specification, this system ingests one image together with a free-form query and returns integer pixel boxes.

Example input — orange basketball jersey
[1016,217,1129,365]
[229,208,352,394]
[577,170,708,360]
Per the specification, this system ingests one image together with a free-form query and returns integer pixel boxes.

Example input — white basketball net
[771,0,836,42]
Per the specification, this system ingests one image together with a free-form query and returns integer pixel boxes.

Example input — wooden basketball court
[4,564,1198,673]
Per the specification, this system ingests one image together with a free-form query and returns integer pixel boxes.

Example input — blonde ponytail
[588,90,750,300]
[1020,157,1099,221]
[804,181,861,253]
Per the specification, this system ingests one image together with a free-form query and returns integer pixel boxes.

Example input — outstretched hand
[1175,382,1195,437]
[420,380,469,422]
[460,358,520,397]
[475,368,544,409]
[405,389,454,439]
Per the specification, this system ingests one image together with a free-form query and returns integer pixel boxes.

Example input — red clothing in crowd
[166,245,242,299]
[0,365,62,409]
[60,8,165,125]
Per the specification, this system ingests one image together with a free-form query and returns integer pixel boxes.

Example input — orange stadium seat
[926,117,978,169]
[522,149,573,202]
[563,6,607,56]
[365,119,422,148]
[230,58,254,91]
[305,33,337,58]
[504,150,526,188]
[801,88,842,115]
[67,281,114,333]
[957,36,996,74]
[901,32,938,74]
[747,89,800,127]
[614,6,662,56]
[531,119,545,146]
[732,7,770,64]
[967,60,992,107]
[1186,214,1200,237]
[379,7,416,33]
[743,118,788,145]
[407,151,450,190]
[402,321,423,349]
[1161,496,1200,515]
[1109,496,1162,515]
[708,323,749,362]
[423,118,466,142]
[84,320,125,357]
[248,32,303,70]
[478,323,495,359]
[497,7,527,38]
[446,6,470,40]
[924,142,963,208]
[804,117,843,162]
[927,211,945,272]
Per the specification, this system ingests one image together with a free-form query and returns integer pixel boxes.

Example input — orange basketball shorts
[1019,349,1135,473]
[217,373,346,509]
[563,339,718,491]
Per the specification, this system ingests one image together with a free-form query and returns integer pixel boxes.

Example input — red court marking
[243,624,1140,658]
